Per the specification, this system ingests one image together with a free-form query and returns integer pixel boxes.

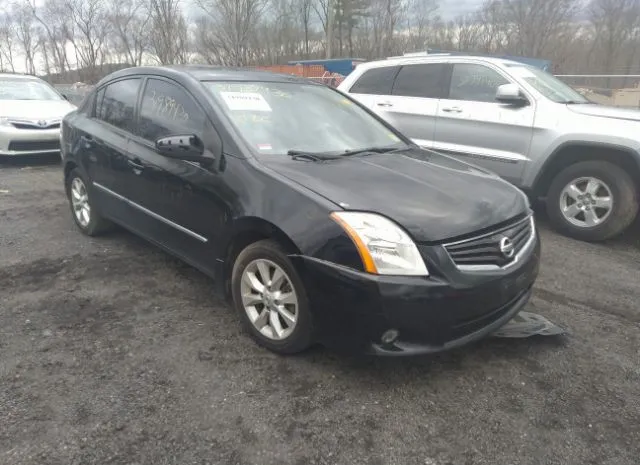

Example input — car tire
[231,239,313,354]
[65,168,112,236]
[546,161,638,241]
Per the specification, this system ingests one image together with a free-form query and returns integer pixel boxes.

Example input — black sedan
[60,65,540,355]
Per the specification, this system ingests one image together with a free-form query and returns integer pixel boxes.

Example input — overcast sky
[439,0,484,19]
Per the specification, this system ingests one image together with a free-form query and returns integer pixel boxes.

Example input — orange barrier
[251,64,344,87]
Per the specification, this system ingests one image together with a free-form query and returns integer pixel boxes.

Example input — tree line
[1,0,640,83]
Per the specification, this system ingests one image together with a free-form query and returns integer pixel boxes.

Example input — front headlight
[0,117,11,127]
[331,211,429,276]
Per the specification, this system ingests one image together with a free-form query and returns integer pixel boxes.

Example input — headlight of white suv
[0,117,11,127]
[331,211,429,276]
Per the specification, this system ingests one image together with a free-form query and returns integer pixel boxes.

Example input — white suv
[339,55,640,241]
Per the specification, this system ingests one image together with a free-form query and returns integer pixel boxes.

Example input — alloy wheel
[559,176,613,228]
[70,177,91,228]
[240,258,298,341]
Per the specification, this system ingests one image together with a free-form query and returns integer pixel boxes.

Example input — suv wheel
[546,161,638,241]
[65,168,112,236]
[231,239,313,354]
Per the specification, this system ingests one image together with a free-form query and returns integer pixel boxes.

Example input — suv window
[349,66,400,95]
[139,78,206,141]
[98,78,141,132]
[391,63,447,98]
[449,64,509,103]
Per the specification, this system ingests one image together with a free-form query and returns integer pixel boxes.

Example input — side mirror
[496,84,528,105]
[155,134,206,162]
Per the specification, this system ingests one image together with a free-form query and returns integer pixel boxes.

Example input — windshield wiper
[287,150,342,161]
[343,146,406,157]
[563,100,589,104]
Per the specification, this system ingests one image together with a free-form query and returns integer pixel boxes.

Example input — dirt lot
[1,159,639,465]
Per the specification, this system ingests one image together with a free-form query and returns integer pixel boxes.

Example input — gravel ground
[1,159,639,465]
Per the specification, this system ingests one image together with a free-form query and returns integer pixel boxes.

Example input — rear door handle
[377,101,393,108]
[81,135,94,148]
[127,159,144,172]
[441,107,462,113]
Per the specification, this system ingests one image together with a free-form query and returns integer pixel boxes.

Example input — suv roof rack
[385,52,451,60]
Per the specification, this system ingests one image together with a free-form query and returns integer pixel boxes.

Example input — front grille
[8,140,61,152]
[444,215,534,269]
[11,122,60,130]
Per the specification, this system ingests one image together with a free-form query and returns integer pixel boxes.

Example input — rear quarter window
[349,66,400,95]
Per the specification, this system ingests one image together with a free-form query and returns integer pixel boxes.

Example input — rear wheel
[65,168,112,236]
[231,239,313,354]
[546,161,638,241]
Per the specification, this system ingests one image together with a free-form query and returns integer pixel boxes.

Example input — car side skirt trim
[93,182,208,243]
[431,141,527,163]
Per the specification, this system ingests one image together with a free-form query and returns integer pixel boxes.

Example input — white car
[0,73,76,157]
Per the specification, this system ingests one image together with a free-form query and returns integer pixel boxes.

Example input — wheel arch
[63,160,78,183]
[220,216,302,298]
[532,142,640,200]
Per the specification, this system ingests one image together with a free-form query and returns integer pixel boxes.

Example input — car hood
[567,103,640,122]
[261,149,529,243]
[0,99,76,120]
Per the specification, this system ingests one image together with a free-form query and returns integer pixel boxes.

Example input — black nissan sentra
[61,66,540,356]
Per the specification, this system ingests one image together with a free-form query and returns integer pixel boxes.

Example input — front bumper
[0,126,61,156]
[292,235,540,355]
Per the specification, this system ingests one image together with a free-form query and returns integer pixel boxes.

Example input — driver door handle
[377,101,393,108]
[127,159,145,171]
[81,135,94,148]
[441,106,463,113]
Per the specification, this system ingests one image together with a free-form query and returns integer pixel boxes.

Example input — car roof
[98,65,320,86]
[354,55,517,71]
[0,73,44,81]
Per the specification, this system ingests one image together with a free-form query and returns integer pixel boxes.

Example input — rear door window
[138,78,206,142]
[98,78,141,133]
[349,66,400,95]
[448,64,510,103]
[391,63,447,99]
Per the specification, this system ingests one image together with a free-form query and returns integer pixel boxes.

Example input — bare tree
[0,11,17,72]
[499,0,578,57]
[28,0,74,75]
[298,0,315,58]
[107,0,151,66]
[404,0,439,52]
[10,4,40,74]
[476,0,506,53]
[147,0,189,65]
[589,0,640,75]
[195,0,267,66]
[64,0,111,81]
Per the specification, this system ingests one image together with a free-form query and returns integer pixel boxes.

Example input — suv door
[79,78,142,223]
[345,65,400,115]
[385,63,448,148]
[126,77,227,269]
[347,63,447,148]
[433,63,535,184]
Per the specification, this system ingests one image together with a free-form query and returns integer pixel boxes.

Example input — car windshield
[203,81,406,156]
[0,78,64,101]
[506,64,589,104]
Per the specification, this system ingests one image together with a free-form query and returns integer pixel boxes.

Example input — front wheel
[231,240,313,354]
[546,161,638,241]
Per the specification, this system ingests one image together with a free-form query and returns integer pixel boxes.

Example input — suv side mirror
[496,84,528,105]
[156,134,206,162]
